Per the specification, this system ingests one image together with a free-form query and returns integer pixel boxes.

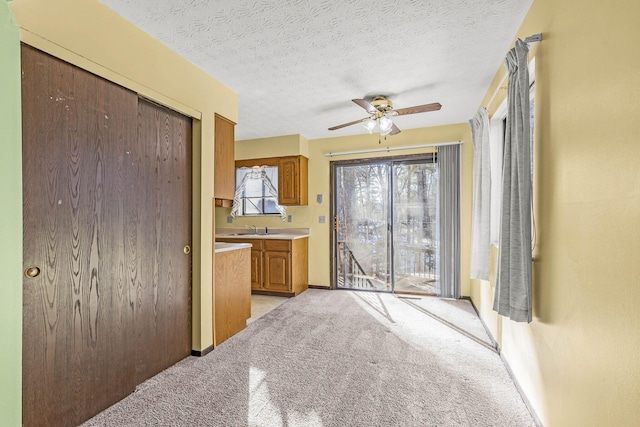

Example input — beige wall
[472,0,640,425]
[10,0,239,353]
[235,134,309,160]
[217,124,473,294]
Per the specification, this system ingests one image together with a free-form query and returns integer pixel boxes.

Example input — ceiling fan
[328,95,442,136]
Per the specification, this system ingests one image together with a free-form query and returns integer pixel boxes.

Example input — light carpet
[83,289,535,426]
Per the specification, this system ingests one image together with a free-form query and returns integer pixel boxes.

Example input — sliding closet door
[132,99,192,384]
[22,45,138,426]
[21,45,193,426]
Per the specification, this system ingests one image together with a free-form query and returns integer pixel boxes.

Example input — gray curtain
[437,144,461,299]
[469,108,491,280]
[493,39,533,322]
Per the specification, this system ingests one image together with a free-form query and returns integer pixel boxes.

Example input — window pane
[234,165,285,216]
[244,198,262,214]
[264,197,279,214]
[244,178,263,197]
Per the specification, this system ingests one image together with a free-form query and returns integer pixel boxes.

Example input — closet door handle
[25,266,41,278]
[183,245,191,255]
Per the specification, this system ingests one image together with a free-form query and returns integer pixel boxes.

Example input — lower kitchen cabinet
[216,237,308,297]
[214,246,251,346]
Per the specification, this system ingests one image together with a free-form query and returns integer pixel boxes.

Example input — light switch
[226,216,233,223]
[319,216,326,224]
[317,194,323,204]
[288,215,292,223]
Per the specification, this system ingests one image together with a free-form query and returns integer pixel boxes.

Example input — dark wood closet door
[21,45,193,426]
[131,98,192,384]
[21,44,138,426]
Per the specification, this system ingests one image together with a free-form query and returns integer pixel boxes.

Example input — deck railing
[337,241,377,289]
[394,244,437,280]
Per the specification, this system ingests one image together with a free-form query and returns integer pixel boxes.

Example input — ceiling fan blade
[352,99,377,114]
[389,123,401,135]
[394,102,442,116]
[328,117,368,131]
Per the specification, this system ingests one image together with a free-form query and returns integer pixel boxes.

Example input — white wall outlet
[288,215,292,222]
[226,216,233,223]
[319,216,326,224]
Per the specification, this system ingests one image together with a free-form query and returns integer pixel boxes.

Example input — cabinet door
[264,251,291,292]
[278,156,299,205]
[214,114,236,201]
[250,249,263,290]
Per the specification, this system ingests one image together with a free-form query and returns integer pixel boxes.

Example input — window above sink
[233,165,284,217]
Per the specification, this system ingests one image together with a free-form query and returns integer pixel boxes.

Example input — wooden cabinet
[216,237,308,296]
[264,239,293,292]
[278,155,308,205]
[214,114,236,205]
[214,247,251,346]
[235,155,308,206]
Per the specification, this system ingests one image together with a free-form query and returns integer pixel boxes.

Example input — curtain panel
[493,39,533,322]
[437,144,461,299]
[469,108,492,280]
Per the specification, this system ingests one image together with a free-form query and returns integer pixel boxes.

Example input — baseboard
[499,351,544,427]
[460,296,543,427]
[308,285,330,290]
[460,296,499,350]
[251,289,294,297]
[191,345,214,357]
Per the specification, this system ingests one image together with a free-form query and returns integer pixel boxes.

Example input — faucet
[246,224,257,234]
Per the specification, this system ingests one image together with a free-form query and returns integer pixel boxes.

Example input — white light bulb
[363,118,377,134]
[379,116,393,133]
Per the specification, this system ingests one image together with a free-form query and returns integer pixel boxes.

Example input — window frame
[235,165,283,217]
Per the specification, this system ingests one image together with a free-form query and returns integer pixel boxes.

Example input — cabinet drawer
[264,239,291,252]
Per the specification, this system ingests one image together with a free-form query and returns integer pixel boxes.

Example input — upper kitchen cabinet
[214,114,236,205]
[278,155,308,205]
[235,155,308,206]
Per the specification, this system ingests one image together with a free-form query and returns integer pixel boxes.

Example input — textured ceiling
[100,0,532,141]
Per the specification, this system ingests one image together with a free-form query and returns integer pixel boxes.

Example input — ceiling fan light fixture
[363,118,377,134]
[329,95,441,136]
[379,116,393,134]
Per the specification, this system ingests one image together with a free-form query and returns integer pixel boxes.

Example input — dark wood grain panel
[21,44,138,426]
[131,99,192,384]
[22,44,193,427]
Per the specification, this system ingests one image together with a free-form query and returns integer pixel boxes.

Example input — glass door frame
[329,152,438,293]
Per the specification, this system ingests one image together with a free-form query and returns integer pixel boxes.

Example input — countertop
[214,242,252,253]
[216,227,310,241]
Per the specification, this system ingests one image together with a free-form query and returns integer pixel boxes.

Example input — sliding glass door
[392,159,439,294]
[333,162,391,291]
[332,154,439,294]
